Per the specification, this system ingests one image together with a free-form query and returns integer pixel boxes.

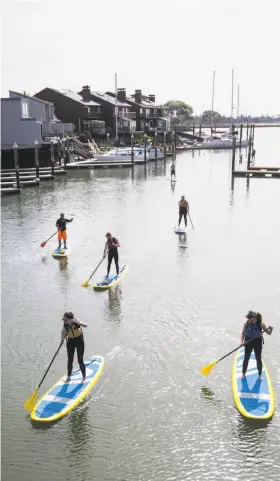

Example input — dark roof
[92,91,131,107]
[55,89,101,107]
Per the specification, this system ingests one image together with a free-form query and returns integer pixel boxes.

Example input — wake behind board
[31,355,104,422]
[232,347,275,420]
[174,226,186,235]
[52,246,69,258]
[93,264,128,290]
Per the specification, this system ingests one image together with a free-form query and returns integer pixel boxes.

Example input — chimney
[148,94,156,103]
[135,89,142,104]
[118,88,126,101]
[81,85,91,102]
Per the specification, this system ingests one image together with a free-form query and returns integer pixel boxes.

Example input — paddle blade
[40,241,46,248]
[81,280,89,288]
[200,361,217,376]
[24,390,38,411]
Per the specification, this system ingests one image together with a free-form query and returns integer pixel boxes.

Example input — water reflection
[104,286,122,324]
[65,403,92,460]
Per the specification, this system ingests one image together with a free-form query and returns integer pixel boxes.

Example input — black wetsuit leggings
[242,337,262,376]
[108,249,119,275]
[67,336,86,377]
[179,208,187,226]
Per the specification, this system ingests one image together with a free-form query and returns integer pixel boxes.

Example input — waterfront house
[106,89,169,133]
[78,86,136,135]
[1,91,73,168]
[35,87,105,135]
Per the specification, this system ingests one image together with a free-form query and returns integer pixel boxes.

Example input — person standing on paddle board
[178,196,189,227]
[104,232,120,277]
[240,311,273,380]
[56,213,73,249]
[171,162,176,180]
[61,312,87,383]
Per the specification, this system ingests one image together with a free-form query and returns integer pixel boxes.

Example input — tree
[201,110,222,123]
[163,100,193,125]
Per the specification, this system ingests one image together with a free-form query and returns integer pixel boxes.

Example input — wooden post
[246,122,249,140]
[50,139,55,176]
[252,124,255,147]
[107,133,110,145]
[155,128,158,160]
[144,133,147,163]
[131,134,134,164]
[174,125,177,159]
[239,124,243,148]
[199,124,202,137]
[247,135,252,170]
[192,124,195,140]
[13,143,20,189]
[163,131,167,160]
[34,140,40,179]
[232,134,236,173]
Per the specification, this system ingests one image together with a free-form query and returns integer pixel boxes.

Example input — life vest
[64,322,83,339]
[245,319,262,342]
[108,237,118,250]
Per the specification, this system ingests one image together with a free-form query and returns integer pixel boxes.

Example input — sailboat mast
[115,73,118,143]
[210,70,215,133]
[230,69,234,129]
[237,84,240,120]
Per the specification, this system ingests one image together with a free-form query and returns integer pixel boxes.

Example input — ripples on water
[2,129,280,481]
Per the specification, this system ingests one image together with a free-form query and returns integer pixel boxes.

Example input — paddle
[188,212,194,230]
[40,231,58,248]
[200,329,269,376]
[82,251,108,287]
[24,337,66,411]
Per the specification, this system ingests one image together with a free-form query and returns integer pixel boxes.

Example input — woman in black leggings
[104,232,120,277]
[61,312,87,383]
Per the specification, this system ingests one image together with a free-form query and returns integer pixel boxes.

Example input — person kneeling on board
[56,213,73,249]
[178,196,189,227]
[61,312,88,383]
[104,232,120,277]
[240,311,273,381]
[171,162,176,179]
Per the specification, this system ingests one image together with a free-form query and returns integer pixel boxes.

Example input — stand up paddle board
[93,264,128,290]
[52,246,69,258]
[31,355,104,422]
[232,347,275,420]
[174,226,186,235]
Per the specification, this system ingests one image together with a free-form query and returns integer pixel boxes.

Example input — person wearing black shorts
[104,232,120,277]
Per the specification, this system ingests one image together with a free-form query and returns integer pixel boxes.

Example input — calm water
[2,128,280,481]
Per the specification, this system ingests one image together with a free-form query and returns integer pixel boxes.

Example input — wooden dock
[0,166,66,195]
[233,168,280,178]
[66,162,133,170]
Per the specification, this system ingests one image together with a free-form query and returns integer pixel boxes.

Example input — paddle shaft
[216,329,268,366]
[37,338,65,390]
[87,251,108,282]
[188,212,194,230]
[41,231,58,246]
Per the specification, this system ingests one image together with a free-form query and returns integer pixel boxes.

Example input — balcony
[114,111,136,119]
[42,121,74,136]
[145,110,164,119]
[87,111,103,119]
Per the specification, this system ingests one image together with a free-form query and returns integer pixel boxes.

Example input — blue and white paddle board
[174,226,186,235]
[232,347,275,420]
[52,246,69,258]
[31,355,104,422]
[93,264,128,290]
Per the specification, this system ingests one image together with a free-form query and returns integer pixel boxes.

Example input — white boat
[95,147,149,163]
[147,147,165,160]
[186,135,248,150]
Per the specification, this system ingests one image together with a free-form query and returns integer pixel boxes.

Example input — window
[140,108,143,114]
[22,101,29,117]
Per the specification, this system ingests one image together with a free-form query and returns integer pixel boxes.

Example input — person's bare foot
[242,374,245,379]
[64,376,71,383]
[258,375,262,381]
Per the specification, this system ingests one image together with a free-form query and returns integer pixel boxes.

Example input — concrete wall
[1,99,43,148]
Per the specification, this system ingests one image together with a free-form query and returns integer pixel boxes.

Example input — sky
[1,0,280,116]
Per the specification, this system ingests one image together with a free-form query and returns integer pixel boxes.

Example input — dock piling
[246,122,249,140]
[144,133,147,163]
[174,126,177,160]
[247,135,252,170]
[239,124,243,148]
[155,129,158,160]
[13,143,20,189]
[231,131,236,173]
[192,124,195,141]
[34,141,40,179]
[163,131,167,160]
[131,134,134,164]
[50,140,55,176]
